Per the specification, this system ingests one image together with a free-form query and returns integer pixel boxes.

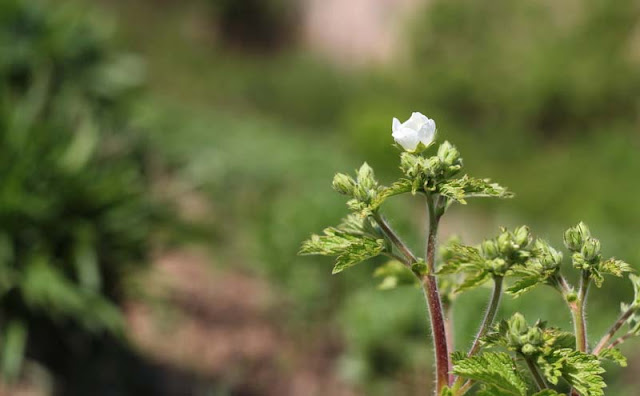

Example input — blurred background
[0,0,639,395]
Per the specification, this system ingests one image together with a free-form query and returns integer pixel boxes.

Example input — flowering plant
[301,112,637,395]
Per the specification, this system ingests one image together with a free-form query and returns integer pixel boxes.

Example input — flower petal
[418,118,436,146]
[404,112,429,130]
[393,127,420,151]
[392,117,401,133]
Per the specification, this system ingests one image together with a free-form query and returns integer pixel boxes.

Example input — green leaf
[300,215,387,274]
[371,178,413,209]
[439,175,513,205]
[456,271,491,292]
[507,274,543,297]
[476,385,525,396]
[453,352,528,396]
[540,349,606,396]
[599,258,632,278]
[532,391,564,396]
[598,347,627,367]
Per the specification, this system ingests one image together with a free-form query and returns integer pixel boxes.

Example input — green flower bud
[526,327,543,345]
[357,162,376,190]
[497,231,514,255]
[332,173,355,195]
[437,141,460,165]
[513,226,531,249]
[481,239,499,259]
[563,222,591,252]
[400,152,420,176]
[510,313,528,334]
[581,237,601,261]
[521,343,537,356]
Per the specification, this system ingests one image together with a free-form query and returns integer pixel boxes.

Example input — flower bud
[400,152,420,175]
[332,173,355,195]
[437,141,461,166]
[526,327,543,345]
[497,231,514,255]
[481,239,499,259]
[513,226,531,249]
[581,237,601,261]
[510,313,528,334]
[357,163,376,190]
[566,290,578,303]
[563,222,591,252]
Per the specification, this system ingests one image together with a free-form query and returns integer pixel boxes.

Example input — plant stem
[573,271,590,352]
[451,277,503,393]
[423,194,451,393]
[593,306,636,355]
[469,276,503,356]
[609,331,634,349]
[524,357,547,391]
[373,213,419,265]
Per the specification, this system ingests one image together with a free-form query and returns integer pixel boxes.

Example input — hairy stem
[593,306,636,355]
[451,277,504,392]
[373,213,419,265]
[573,271,590,352]
[524,357,547,391]
[468,276,503,356]
[423,194,451,393]
[609,331,634,349]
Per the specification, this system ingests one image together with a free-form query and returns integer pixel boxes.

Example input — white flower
[391,112,436,152]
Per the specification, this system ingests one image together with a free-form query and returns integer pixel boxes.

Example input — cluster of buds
[564,222,602,270]
[399,141,463,194]
[531,239,563,272]
[332,163,383,212]
[480,226,533,276]
[494,313,555,358]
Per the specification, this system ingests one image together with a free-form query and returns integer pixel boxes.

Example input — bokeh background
[0,0,639,395]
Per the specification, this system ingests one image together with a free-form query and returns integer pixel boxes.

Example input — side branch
[593,306,636,355]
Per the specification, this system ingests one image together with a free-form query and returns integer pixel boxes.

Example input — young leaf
[598,347,627,367]
[439,175,513,205]
[300,215,387,274]
[540,349,606,396]
[453,352,528,396]
[599,258,632,278]
[532,391,564,396]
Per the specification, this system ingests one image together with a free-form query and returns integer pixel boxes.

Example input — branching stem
[452,277,503,393]
[593,306,636,355]
[373,213,418,265]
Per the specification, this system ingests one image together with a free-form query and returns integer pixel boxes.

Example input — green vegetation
[0,0,172,386]
[1,0,639,394]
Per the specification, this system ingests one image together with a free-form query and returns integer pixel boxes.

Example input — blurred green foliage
[0,0,169,385]
[3,0,639,394]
